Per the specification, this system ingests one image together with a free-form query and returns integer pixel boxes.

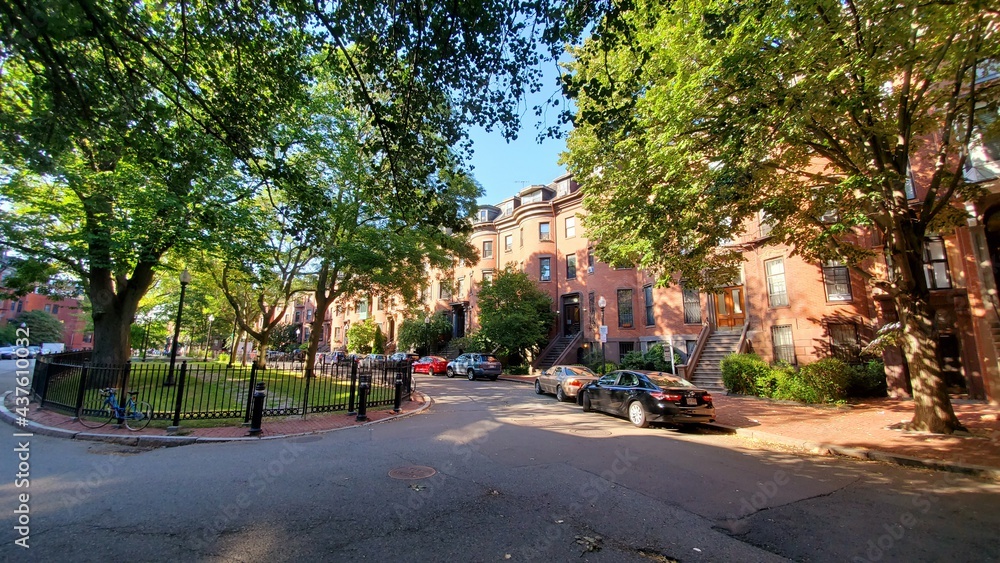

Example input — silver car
[447,353,503,380]
[535,365,599,402]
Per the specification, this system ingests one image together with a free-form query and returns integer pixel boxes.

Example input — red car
[412,355,448,375]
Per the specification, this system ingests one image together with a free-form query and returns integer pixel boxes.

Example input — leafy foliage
[11,310,64,345]
[396,312,452,354]
[619,344,675,372]
[475,267,556,362]
[720,354,773,396]
[346,319,378,354]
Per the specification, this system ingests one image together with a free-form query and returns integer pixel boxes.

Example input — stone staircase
[534,333,581,371]
[690,330,743,392]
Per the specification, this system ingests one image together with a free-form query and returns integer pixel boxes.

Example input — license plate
[684,397,698,406]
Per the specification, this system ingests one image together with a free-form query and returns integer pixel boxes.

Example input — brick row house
[320,153,1000,403]
[0,290,92,350]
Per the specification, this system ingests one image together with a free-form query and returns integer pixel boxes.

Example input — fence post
[244,363,259,424]
[248,382,266,436]
[74,364,90,418]
[356,373,370,422]
[169,361,188,429]
[392,371,403,413]
[347,360,358,415]
[301,367,312,419]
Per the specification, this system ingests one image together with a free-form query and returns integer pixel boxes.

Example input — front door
[714,286,746,329]
[562,295,581,336]
[452,305,466,338]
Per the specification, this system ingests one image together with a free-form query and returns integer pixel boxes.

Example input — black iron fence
[31,353,413,424]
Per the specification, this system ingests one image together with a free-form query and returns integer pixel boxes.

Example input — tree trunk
[88,265,153,367]
[896,295,963,433]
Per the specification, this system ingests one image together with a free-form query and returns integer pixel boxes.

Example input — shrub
[720,353,772,395]
[504,364,530,375]
[215,352,230,364]
[847,360,888,397]
[773,371,820,403]
[619,350,647,370]
[798,358,852,402]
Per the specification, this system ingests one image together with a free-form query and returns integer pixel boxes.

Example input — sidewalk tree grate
[389,465,437,480]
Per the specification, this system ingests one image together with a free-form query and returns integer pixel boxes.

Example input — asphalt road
[1,364,999,562]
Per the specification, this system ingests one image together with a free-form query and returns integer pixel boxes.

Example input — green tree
[269,324,301,354]
[397,312,453,354]
[562,0,999,433]
[346,319,378,354]
[0,1,312,365]
[12,310,64,345]
[476,266,556,364]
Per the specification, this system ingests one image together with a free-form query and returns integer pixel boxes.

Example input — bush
[798,358,852,402]
[504,364,530,375]
[773,371,821,403]
[847,360,888,397]
[215,352,230,364]
[720,353,772,395]
[619,350,647,370]
[620,344,679,372]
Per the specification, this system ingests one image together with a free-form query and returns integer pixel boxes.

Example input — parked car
[535,365,599,402]
[578,370,715,428]
[447,353,503,380]
[27,346,40,358]
[0,346,14,360]
[412,355,448,375]
[362,354,387,368]
[389,352,420,363]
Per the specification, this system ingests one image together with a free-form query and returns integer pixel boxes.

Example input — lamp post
[165,269,191,386]
[203,314,215,362]
[598,295,607,374]
[140,313,151,362]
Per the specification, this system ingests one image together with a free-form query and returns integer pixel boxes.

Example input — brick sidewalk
[11,393,428,440]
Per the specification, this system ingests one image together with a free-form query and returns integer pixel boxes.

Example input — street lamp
[424,315,431,354]
[203,314,215,362]
[165,269,191,386]
[598,295,607,374]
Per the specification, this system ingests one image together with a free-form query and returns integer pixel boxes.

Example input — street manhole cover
[389,465,437,480]
[572,429,613,437]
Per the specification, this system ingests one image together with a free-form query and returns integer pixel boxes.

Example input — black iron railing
[31,353,412,424]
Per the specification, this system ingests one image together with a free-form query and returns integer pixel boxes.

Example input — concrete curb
[705,422,1000,481]
[0,390,432,446]
[498,375,534,385]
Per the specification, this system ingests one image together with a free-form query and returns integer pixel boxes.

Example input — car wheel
[467,369,475,381]
[582,392,593,412]
[555,385,566,402]
[446,367,455,378]
[628,401,649,428]
[534,380,544,394]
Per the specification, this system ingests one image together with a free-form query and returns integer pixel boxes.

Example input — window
[478,209,489,222]
[618,341,635,361]
[904,164,917,200]
[504,234,513,252]
[539,258,551,281]
[823,260,853,301]
[643,285,654,326]
[333,327,341,341]
[765,258,789,307]
[587,247,595,272]
[617,289,634,328]
[772,325,796,365]
[306,309,313,321]
[482,270,494,283]
[759,210,775,238]
[588,292,596,328]
[52,305,59,314]
[294,311,302,323]
[829,324,860,362]
[43,304,51,313]
[539,222,551,241]
[522,189,544,204]
[923,238,952,289]
[482,240,493,258]
[16,301,22,312]
[682,286,701,324]
[504,202,514,215]
[439,283,452,300]
[457,277,465,298]
[964,101,1000,183]
[565,217,576,238]
[566,255,577,279]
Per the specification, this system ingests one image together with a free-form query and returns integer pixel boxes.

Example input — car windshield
[645,373,695,388]
[479,355,499,362]
[565,366,596,377]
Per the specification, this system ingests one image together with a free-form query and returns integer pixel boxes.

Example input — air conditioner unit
[587,266,594,274]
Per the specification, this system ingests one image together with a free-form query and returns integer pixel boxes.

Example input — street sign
[599,325,608,343]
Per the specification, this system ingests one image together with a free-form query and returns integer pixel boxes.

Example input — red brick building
[0,290,92,349]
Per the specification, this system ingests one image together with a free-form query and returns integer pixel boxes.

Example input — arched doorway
[388,318,396,342]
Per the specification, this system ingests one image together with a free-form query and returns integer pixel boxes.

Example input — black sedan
[578,370,715,428]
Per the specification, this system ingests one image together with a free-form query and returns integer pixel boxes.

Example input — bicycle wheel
[77,405,114,429]
[124,401,153,431]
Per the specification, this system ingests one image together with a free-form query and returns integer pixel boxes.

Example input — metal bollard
[248,382,266,436]
[356,374,370,422]
[393,371,403,413]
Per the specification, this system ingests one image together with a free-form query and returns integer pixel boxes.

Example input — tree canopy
[475,266,556,363]
[562,0,1000,433]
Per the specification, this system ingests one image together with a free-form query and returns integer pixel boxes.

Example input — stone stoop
[690,331,743,392]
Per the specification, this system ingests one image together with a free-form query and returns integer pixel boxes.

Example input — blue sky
[466,123,568,207]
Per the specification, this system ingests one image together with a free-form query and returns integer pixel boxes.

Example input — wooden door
[714,286,745,329]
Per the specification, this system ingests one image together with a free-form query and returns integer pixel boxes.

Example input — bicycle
[77,388,153,431]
